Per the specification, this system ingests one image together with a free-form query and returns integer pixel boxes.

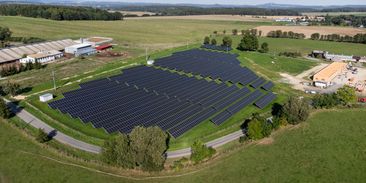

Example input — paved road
[5,99,101,154]
[6,100,245,158]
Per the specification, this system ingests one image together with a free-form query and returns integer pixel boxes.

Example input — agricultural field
[0,16,268,51]
[256,25,366,38]
[1,108,365,182]
[127,15,274,22]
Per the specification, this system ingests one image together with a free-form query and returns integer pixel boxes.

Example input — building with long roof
[313,62,348,88]
[0,39,76,65]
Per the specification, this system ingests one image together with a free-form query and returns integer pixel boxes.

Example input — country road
[5,99,245,158]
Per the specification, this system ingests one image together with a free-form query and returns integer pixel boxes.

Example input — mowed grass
[1,109,365,182]
[218,35,366,56]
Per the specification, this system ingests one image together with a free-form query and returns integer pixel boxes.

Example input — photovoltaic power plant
[49,49,276,138]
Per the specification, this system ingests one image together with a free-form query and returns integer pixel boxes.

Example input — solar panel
[261,81,274,91]
[254,92,276,109]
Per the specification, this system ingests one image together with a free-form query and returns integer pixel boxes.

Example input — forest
[0,4,123,21]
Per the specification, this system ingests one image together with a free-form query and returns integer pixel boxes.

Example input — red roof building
[95,44,112,51]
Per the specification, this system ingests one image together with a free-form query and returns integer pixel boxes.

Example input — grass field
[1,108,365,182]
[221,35,366,56]
[0,16,268,50]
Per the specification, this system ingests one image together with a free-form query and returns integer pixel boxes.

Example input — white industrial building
[65,43,96,57]
[75,37,113,47]
[20,50,63,64]
[0,39,76,65]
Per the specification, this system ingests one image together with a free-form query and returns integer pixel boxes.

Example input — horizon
[77,0,366,6]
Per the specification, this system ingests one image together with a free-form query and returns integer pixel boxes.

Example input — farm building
[313,62,348,88]
[0,39,76,66]
[20,50,63,63]
[64,43,96,56]
[95,44,113,52]
[311,50,366,62]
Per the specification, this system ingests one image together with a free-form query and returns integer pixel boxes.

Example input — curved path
[5,99,245,158]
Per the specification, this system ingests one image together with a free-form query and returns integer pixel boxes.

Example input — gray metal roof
[0,39,76,63]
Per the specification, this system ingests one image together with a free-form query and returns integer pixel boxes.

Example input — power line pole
[52,70,56,91]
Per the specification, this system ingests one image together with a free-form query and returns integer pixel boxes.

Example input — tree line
[118,6,300,16]
[319,15,366,27]
[0,61,44,77]
[0,4,123,21]
[311,33,366,44]
[267,30,306,39]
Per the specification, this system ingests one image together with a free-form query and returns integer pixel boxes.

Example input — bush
[312,93,340,109]
[222,36,232,47]
[279,52,302,58]
[211,38,217,45]
[101,126,168,171]
[203,36,210,45]
[171,157,188,171]
[282,96,310,125]
[2,81,20,96]
[336,85,357,105]
[247,119,264,140]
[190,140,216,164]
[259,42,269,53]
[36,128,51,143]
[239,135,248,143]
[0,97,10,119]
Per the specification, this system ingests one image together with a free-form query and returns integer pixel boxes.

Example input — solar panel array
[0,39,76,63]
[155,49,261,85]
[201,44,233,51]
[49,49,276,138]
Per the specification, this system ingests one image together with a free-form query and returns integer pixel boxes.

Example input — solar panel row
[254,92,276,109]
[261,81,274,91]
[201,44,233,52]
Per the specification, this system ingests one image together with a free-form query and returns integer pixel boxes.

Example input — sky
[99,0,366,6]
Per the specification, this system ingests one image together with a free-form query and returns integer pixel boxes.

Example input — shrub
[203,36,210,45]
[259,42,269,53]
[190,140,216,164]
[247,119,264,140]
[282,96,310,125]
[222,36,232,47]
[211,38,217,45]
[279,52,302,58]
[36,128,51,143]
[312,93,340,109]
[336,85,357,105]
[0,97,10,119]
[239,135,248,143]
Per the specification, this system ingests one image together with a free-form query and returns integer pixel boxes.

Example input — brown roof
[313,62,347,82]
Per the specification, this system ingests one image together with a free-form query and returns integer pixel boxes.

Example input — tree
[259,42,269,53]
[3,81,20,96]
[211,38,217,45]
[101,137,118,165]
[36,128,50,143]
[129,126,168,171]
[190,140,215,164]
[115,134,135,168]
[101,126,168,171]
[311,33,320,40]
[232,29,238,35]
[237,34,258,51]
[282,96,310,125]
[203,36,210,45]
[247,119,263,140]
[336,85,357,105]
[222,36,232,47]
[0,97,10,119]
[0,27,12,47]
[312,93,340,109]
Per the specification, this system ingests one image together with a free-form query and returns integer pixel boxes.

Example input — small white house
[39,93,53,102]
[64,43,96,57]
[147,60,154,65]
[20,50,63,64]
